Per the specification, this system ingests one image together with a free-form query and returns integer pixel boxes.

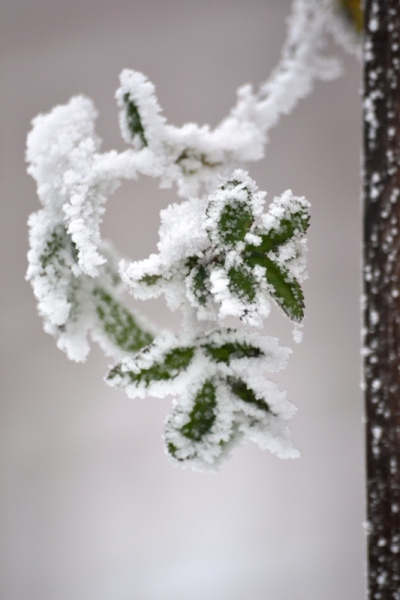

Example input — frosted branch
[25,0,345,469]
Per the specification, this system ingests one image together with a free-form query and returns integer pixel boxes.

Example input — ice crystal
[26,0,345,469]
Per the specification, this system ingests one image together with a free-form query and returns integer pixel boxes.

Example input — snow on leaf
[245,253,305,322]
[27,217,78,328]
[164,378,235,468]
[203,339,262,364]
[106,326,297,469]
[26,0,328,469]
[205,171,263,249]
[26,95,114,278]
[93,287,154,353]
[179,380,218,442]
[116,69,166,151]
[122,93,148,148]
[164,368,299,469]
[106,334,197,398]
[227,377,271,414]
[120,170,309,327]
[185,257,210,307]
[227,265,257,302]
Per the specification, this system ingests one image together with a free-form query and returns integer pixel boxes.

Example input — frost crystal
[26,0,343,470]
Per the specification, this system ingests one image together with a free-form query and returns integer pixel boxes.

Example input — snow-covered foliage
[122,171,309,327]
[26,0,356,470]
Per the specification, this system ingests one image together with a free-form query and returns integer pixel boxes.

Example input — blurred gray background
[0,1,364,599]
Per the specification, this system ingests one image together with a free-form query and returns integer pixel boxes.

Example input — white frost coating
[27,214,73,326]
[111,1,342,199]
[205,170,265,245]
[27,97,110,277]
[116,69,166,151]
[262,189,310,281]
[26,0,343,469]
[224,0,341,138]
[121,170,309,329]
[106,326,298,469]
[158,198,209,265]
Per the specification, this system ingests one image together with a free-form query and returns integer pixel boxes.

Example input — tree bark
[363,1,400,598]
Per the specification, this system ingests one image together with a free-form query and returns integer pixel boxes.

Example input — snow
[25,0,346,470]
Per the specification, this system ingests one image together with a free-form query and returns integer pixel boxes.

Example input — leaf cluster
[107,329,294,467]
[130,171,310,326]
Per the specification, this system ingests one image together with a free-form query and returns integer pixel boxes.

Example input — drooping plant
[26,0,358,472]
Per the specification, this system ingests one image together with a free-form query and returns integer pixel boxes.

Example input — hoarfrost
[25,0,343,469]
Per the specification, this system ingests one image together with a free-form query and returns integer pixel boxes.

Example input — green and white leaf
[205,172,264,249]
[93,287,153,354]
[228,377,299,459]
[106,333,203,398]
[116,69,166,151]
[27,208,155,362]
[245,252,305,322]
[203,328,291,375]
[165,371,298,469]
[164,379,237,469]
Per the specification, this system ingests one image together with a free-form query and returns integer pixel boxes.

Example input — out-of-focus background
[0,1,364,599]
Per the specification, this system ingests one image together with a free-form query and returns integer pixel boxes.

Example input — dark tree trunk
[363,1,400,598]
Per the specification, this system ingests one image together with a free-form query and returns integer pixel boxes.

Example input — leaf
[123,92,147,147]
[39,225,78,271]
[251,212,309,254]
[245,253,304,321]
[94,287,153,353]
[107,345,195,386]
[203,341,262,363]
[186,257,209,306]
[180,380,217,442]
[217,201,253,247]
[165,379,220,464]
[228,377,271,414]
[139,273,162,286]
[227,266,257,302]
[206,175,256,249]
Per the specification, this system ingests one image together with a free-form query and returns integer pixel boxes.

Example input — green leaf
[228,378,271,413]
[123,92,147,147]
[186,257,209,306]
[166,442,182,461]
[228,266,257,302]
[107,345,195,385]
[94,287,153,352]
[180,380,217,442]
[245,253,304,322]
[39,225,77,270]
[217,201,253,247]
[203,341,262,363]
[139,273,162,286]
[251,211,309,254]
